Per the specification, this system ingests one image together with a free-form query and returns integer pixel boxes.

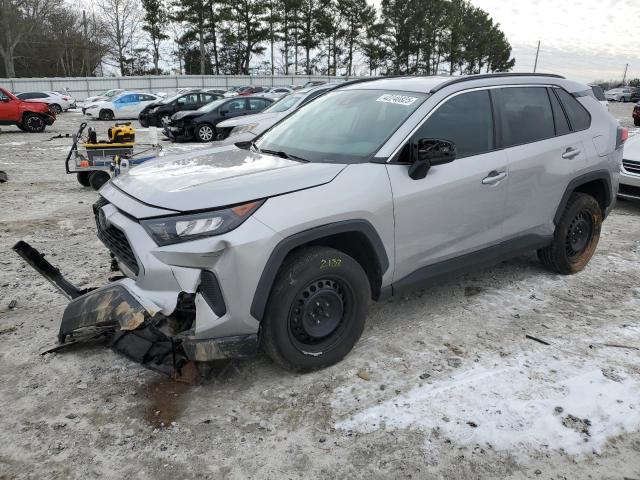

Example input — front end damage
[13,240,257,382]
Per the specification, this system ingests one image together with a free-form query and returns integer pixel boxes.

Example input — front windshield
[256,89,428,163]
[198,99,226,113]
[262,93,303,113]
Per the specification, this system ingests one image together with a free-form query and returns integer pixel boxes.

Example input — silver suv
[16,74,626,376]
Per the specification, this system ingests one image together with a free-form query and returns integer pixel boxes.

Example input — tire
[89,171,111,190]
[21,113,46,132]
[50,103,63,114]
[195,123,215,142]
[139,117,148,128]
[537,193,602,275]
[634,118,640,127]
[77,172,91,187]
[261,246,371,371]
[99,109,115,121]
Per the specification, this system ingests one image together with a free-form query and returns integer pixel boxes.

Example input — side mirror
[408,138,456,180]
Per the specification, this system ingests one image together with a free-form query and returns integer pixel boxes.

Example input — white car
[255,87,294,100]
[215,84,335,143]
[605,87,633,102]
[619,132,640,200]
[79,89,125,110]
[83,92,160,121]
[15,91,73,113]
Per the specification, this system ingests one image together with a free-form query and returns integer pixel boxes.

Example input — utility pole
[533,40,541,72]
[622,63,629,85]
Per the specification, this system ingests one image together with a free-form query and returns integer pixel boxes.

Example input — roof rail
[430,72,566,93]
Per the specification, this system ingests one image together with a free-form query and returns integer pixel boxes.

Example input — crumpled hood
[217,111,282,129]
[172,110,201,122]
[112,145,346,212]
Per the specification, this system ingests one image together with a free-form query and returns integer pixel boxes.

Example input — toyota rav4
[15,74,625,377]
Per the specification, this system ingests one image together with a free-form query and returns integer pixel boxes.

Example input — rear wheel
[261,246,370,371]
[538,193,602,274]
[89,171,110,190]
[21,113,46,132]
[99,109,115,121]
[195,123,215,142]
[77,172,91,187]
[50,103,63,114]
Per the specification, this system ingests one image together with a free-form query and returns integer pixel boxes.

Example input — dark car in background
[138,90,222,127]
[631,87,640,103]
[163,96,273,142]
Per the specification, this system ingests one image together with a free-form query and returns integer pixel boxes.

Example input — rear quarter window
[554,88,591,131]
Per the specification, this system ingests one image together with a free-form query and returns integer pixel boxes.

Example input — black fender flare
[553,169,613,225]
[250,220,390,322]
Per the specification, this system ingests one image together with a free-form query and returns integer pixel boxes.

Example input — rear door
[220,98,248,120]
[248,97,271,113]
[198,93,218,108]
[387,89,510,281]
[176,92,199,111]
[497,86,588,240]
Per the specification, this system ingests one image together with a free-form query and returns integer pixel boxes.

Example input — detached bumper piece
[13,241,258,383]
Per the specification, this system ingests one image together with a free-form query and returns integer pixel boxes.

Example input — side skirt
[380,234,552,299]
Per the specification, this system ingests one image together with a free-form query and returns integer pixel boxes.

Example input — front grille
[93,197,140,275]
[619,184,640,199]
[623,158,640,175]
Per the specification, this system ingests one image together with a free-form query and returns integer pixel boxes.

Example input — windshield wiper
[260,148,309,163]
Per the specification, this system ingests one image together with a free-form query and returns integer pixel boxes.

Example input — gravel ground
[1,104,640,480]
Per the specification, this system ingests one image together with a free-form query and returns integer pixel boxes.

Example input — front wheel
[21,113,46,132]
[195,123,215,142]
[261,246,371,371]
[99,109,115,121]
[538,193,602,274]
[77,172,91,187]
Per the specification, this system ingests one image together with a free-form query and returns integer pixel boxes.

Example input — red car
[633,104,640,127]
[0,87,56,132]
[237,86,268,96]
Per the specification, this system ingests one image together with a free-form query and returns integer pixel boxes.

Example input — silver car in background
[619,132,640,200]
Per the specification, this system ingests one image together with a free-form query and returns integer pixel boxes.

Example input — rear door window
[249,98,269,111]
[498,87,554,147]
[554,88,591,131]
[413,90,494,158]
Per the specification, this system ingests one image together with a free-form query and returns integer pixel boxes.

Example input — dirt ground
[1,103,639,480]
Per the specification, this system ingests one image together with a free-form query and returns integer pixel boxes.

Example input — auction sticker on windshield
[376,94,419,106]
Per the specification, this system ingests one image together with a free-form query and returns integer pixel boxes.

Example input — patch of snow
[1,141,27,146]
[334,354,640,454]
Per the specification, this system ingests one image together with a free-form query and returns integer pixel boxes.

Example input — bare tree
[96,0,142,75]
[0,0,61,77]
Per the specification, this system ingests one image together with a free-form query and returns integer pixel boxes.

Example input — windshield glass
[263,93,303,113]
[256,89,428,163]
[198,99,227,113]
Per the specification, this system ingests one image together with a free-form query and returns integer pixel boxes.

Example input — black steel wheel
[538,193,602,274]
[261,246,371,371]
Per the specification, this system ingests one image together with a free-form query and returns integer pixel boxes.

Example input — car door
[113,94,138,119]
[248,97,270,113]
[176,93,199,112]
[198,93,218,108]
[496,86,588,240]
[387,89,510,282]
[0,90,20,123]
[220,98,248,120]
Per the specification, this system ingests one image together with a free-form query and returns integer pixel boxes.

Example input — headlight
[140,200,264,245]
[229,123,258,137]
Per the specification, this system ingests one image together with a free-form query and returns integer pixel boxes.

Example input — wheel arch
[250,220,390,322]
[554,170,612,225]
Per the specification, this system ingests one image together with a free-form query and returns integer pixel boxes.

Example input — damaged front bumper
[13,241,258,379]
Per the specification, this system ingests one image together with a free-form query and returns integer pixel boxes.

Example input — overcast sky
[373,0,640,83]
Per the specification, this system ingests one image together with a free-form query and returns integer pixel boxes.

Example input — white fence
[0,75,363,100]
